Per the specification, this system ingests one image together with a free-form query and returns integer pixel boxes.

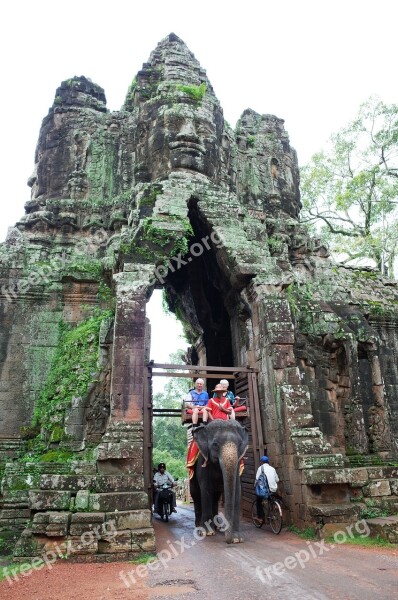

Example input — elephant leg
[230,471,244,543]
[189,475,202,527]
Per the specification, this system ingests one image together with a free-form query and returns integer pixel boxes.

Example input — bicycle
[251,493,283,534]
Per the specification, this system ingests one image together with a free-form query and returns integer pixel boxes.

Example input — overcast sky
[1,0,397,367]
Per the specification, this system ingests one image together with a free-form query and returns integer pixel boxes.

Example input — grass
[0,561,34,583]
[129,552,156,565]
[325,533,398,548]
[288,524,318,539]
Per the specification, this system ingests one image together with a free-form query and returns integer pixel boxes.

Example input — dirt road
[2,503,398,600]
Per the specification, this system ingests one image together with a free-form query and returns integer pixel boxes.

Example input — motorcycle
[156,479,178,522]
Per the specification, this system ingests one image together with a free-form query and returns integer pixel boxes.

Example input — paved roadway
[144,503,398,600]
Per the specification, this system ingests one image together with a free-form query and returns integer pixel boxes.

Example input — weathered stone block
[389,479,398,495]
[363,480,391,497]
[98,530,131,553]
[307,503,361,520]
[95,475,143,493]
[131,528,156,552]
[32,511,70,536]
[303,468,349,485]
[75,490,90,510]
[105,509,151,530]
[29,491,71,510]
[366,516,398,544]
[0,508,31,519]
[65,535,98,555]
[347,468,368,487]
[88,492,148,512]
[39,475,94,490]
[70,512,106,524]
[271,345,296,369]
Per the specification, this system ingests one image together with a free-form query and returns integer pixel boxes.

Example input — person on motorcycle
[153,462,177,513]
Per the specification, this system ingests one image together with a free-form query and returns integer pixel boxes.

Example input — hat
[212,384,224,392]
[158,462,166,470]
[260,456,269,463]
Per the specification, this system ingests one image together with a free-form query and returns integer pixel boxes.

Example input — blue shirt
[185,389,209,406]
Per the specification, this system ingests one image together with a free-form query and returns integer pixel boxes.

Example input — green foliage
[33,309,112,435]
[20,424,40,440]
[129,552,156,565]
[152,359,191,480]
[130,77,138,98]
[141,217,193,259]
[267,236,284,255]
[300,96,398,276]
[359,498,389,519]
[62,259,103,279]
[54,96,62,105]
[37,449,75,462]
[324,533,396,548]
[288,524,318,539]
[247,135,256,148]
[0,562,35,582]
[97,281,114,306]
[176,82,207,103]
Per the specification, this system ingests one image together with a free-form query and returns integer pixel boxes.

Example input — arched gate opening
[143,362,264,517]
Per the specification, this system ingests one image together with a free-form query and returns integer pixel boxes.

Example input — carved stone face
[135,96,223,182]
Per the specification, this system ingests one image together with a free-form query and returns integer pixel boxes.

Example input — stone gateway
[1,33,398,559]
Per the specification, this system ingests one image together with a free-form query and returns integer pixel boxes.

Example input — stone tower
[1,34,398,558]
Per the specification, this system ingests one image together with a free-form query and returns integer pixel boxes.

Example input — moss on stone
[33,309,112,437]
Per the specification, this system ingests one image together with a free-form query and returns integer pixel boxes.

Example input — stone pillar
[368,351,393,452]
[95,265,154,475]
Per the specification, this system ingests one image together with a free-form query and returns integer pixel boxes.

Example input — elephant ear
[193,425,209,460]
[237,424,249,460]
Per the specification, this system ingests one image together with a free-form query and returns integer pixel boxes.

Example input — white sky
[1,0,397,367]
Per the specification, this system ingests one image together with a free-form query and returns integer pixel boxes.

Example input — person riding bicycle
[153,462,177,513]
[254,456,279,521]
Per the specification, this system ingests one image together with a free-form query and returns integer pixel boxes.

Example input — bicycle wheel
[251,499,264,528]
[268,500,282,534]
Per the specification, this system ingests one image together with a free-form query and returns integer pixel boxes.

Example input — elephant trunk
[220,441,239,543]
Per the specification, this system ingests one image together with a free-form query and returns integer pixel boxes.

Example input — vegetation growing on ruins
[176,82,206,103]
[31,308,112,446]
[152,353,191,480]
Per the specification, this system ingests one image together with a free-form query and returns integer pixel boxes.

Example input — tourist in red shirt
[206,384,233,421]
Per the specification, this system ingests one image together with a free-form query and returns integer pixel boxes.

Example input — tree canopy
[300,97,398,276]
[152,353,192,480]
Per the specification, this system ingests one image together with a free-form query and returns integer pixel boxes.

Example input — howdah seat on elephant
[181,401,249,424]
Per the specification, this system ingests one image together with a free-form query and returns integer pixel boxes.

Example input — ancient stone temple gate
[1,33,398,560]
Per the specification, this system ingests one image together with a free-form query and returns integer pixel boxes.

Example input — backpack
[255,466,270,499]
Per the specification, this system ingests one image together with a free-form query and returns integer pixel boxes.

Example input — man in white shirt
[254,456,279,521]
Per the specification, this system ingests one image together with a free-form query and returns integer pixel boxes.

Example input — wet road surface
[142,503,398,600]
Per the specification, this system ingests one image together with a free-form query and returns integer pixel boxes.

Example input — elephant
[190,419,249,544]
